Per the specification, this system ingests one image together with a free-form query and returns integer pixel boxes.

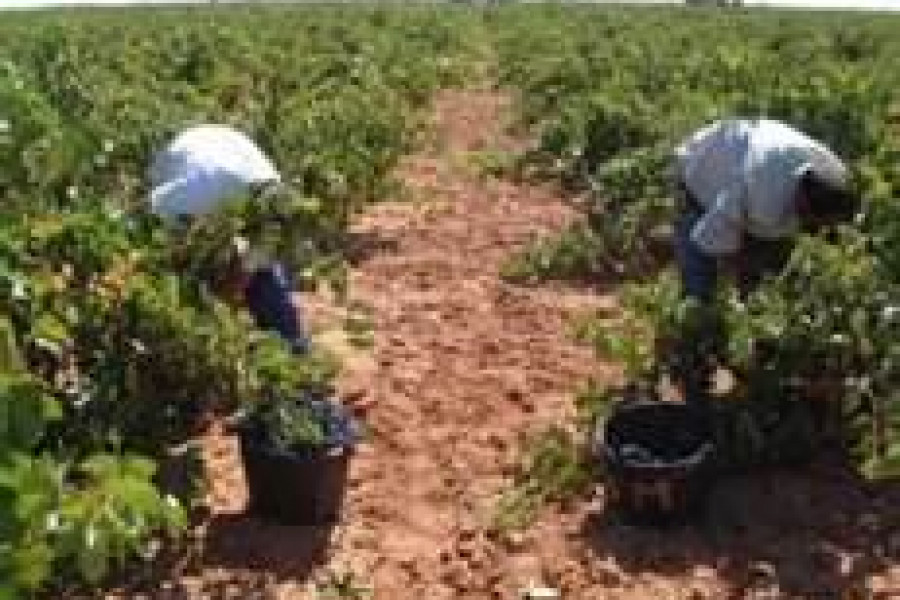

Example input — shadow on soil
[75,509,335,599]
[197,511,334,580]
[343,230,401,266]
[111,512,336,599]
[581,459,899,598]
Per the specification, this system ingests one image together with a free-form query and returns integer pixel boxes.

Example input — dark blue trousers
[244,262,310,355]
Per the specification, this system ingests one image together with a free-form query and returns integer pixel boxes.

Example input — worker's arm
[679,185,743,299]
[690,186,744,258]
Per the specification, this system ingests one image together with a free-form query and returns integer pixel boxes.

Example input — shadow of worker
[580,459,900,598]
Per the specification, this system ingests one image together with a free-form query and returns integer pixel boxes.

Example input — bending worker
[148,124,310,353]
[672,118,860,302]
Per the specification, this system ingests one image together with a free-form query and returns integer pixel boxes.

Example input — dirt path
[129,88,899,600]
[316,88,618,598]
[317,89,619,599]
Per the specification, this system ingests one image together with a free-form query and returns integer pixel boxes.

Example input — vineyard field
[0,4,897,599]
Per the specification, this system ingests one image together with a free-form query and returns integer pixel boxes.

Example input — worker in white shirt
[673,118,860,302]
[148,124,309,354]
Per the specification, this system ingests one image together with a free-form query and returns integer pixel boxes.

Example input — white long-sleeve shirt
[674,119,847,256]
[149,125,281,217]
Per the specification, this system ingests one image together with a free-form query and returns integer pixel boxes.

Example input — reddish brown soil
[111,89,898,600]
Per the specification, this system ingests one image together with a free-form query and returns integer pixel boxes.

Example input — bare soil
[111,89,899,600]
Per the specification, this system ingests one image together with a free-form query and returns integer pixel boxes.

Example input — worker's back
[149,124,281,218]
[675,118,847,241]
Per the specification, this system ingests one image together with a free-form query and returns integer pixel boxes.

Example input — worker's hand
[217,271,249,306]
[715,251,744,286]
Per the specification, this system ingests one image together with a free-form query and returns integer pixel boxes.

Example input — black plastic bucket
[595,400,715,526]
[236,396,359,526]
[238,423,351,526]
